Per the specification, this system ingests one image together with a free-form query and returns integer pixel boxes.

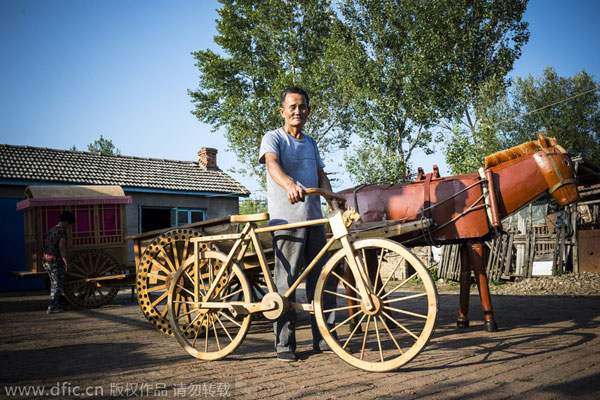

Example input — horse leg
[470,242,499,332]
[457,244,471,328]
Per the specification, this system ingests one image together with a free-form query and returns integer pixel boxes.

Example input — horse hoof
[456,317,469,329]
[484,320,499,332]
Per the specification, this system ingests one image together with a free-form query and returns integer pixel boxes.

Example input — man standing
[259,87,336,362]
[43,211,76,314]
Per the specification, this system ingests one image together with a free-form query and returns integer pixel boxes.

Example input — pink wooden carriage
[14,185,132,308]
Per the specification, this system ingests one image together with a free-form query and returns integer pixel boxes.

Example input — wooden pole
[571,204,579,273]
[502,231,515,278]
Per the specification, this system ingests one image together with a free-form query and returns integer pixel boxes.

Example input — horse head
[534,132,579,206]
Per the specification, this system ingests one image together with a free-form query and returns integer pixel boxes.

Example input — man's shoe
[314,345,334,354]
[47,307,64,314]
[276,351,297,362]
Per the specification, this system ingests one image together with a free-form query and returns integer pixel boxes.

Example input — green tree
[333,0,437,184]
[189,0,353,181]
[444,81,510,174]
[239,198,268,215]
[333,0,529,183]
[499,67,600,163]
[87,134,121,155]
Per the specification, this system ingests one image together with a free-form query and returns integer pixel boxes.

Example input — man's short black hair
[59,211,76,225]
[280,87,310,107]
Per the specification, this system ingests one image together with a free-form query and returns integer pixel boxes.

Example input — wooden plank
[125,216,232,240]
[334,219,433,249]
[85,273,135,282]
[8,271,48,279]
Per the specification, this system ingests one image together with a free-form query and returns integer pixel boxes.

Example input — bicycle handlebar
[304,188,346,210]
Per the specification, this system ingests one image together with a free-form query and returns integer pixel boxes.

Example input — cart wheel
[314,239,438,372]
[136,228,217,335]
[64,249,122,309]
[168,251,252,360]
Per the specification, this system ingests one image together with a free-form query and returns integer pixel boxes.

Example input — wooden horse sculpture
[339,133,579,331]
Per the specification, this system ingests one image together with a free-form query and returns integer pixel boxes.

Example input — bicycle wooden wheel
[167,251,252,360]
[64,249,121,308]
[314,238,438,372]
[136,228,216,335]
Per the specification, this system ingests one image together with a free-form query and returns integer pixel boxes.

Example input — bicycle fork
[329,211,376,312]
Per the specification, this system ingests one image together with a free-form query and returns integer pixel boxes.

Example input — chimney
[198,147,218,169]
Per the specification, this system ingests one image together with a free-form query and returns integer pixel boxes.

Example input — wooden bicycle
[166,188,438,372]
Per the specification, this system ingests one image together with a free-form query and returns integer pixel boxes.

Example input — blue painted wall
[0,198,44,291]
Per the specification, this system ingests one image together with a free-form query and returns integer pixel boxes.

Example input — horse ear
[538,132,549,147]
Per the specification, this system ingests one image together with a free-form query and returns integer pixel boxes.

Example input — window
[139,206,206,233]
[176,209,205,225]
[139,207,171,233]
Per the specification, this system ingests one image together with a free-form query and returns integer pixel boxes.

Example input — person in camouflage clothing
[43,211,76,314]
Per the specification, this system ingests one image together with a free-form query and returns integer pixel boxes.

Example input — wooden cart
[12,185,133,308]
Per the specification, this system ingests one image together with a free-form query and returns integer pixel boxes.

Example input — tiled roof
[0,144,250,196]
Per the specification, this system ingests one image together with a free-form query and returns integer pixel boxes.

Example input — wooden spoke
[331,270,360,295]
[314,238,438,372]
[150,259,171,276]
[182,313,203,337]
[175,282,196,299]
[146,284,167,293]
[218,310,242,328]
[383,292,428,303]
[181,297,190,326]
[215,314,234,342]
[384,306,428,320]
[342,313,367,350]
[211,320,221,351]
[378,315,403,354]
[380,271,420,299]
[374,318,384,362]
[374,247,385,292]
[382,311,420,340]
[324,289,361,303]
[136,228,216,336]
[360,316,371,361]
[322,304,362,314]
[63,250,121,309]
[167,250,252,361]
[150,291,169,309]
[332,309,365,334]
[218,287,244,301]
[376,258,403,297]
[147,272,168,281]
[172,241,181,269]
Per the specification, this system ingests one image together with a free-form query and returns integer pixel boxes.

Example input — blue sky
[1,0,599,196]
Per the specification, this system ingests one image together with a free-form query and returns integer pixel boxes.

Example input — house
[0,144,250,290]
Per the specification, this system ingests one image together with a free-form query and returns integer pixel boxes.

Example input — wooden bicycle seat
[230,213,270,223]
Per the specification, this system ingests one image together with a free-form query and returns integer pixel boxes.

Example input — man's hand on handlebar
[286,181,305,204]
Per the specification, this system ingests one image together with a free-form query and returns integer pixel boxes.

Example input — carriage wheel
[314,239,438,372]
[167,251,252,360]
[64,249,121,309]
[136,228,217,335]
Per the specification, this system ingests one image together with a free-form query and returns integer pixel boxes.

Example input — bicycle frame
[167,188,439,372]
[189,200,376,317]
